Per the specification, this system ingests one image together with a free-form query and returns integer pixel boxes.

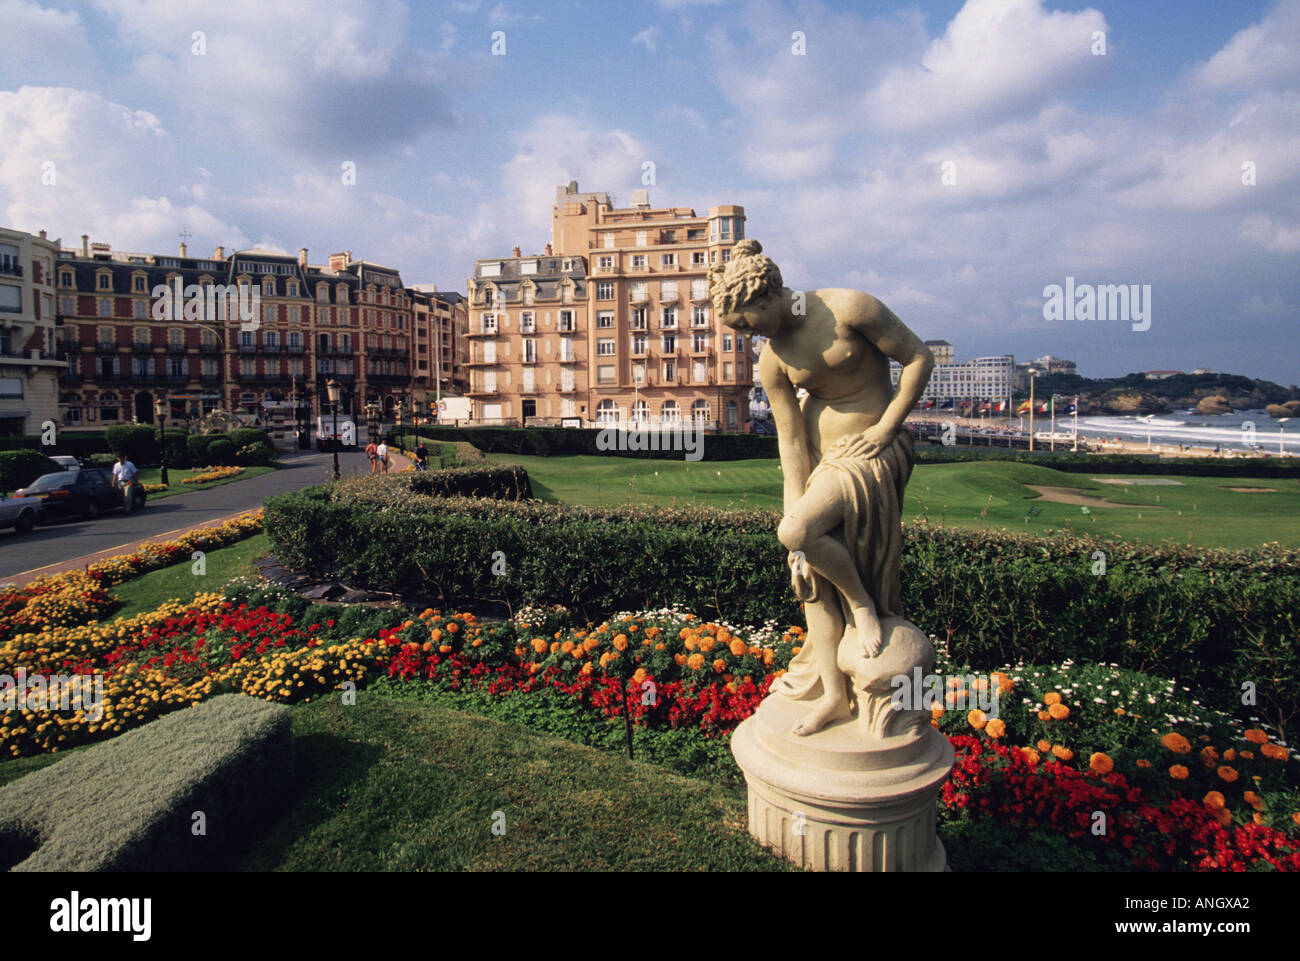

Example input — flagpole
[1050,395,1056,451]
[1072,394,1078,452]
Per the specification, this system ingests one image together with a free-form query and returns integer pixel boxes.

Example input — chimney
[179,242,188,257]
[545,243,552,256]
[298,247,308,267]
[213,245,225,260]
[38,229,46,239]
[81,234,89,257]
[512,246,521,258]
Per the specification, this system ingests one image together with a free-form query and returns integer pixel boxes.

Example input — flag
[1037,401,1051,414]
[939,398,954,409]
[995,399,1008,413]
[921,399,934,410]
[1016,400,1032,414]
[978,401,991,413]
[1063,400,1077,415]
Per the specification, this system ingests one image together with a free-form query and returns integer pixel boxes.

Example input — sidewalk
[4,507,263,589]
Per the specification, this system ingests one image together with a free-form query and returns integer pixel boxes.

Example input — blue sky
[1,0,1297,384]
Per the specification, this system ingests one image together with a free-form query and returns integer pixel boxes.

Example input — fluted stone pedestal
[731,617,954,872]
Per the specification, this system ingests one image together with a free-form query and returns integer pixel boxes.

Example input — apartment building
[463,182,753,429]
[50,237,427,427]
[0,227,64,435]
[891,349,1016,404]
[410,286,468,398]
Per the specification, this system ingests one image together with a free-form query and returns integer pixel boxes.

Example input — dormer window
[97,273,111,290]
[263,279,275,296]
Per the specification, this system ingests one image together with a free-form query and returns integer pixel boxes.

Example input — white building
[1,226,63,436]
[891,350,1015,404]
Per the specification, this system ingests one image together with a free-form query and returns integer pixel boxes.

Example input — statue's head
[708,239,785,335]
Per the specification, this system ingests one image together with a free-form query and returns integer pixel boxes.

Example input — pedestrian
[112,452,138,513]
[415,441,428,471]
[365,439,378,474]
[377,440,389,473]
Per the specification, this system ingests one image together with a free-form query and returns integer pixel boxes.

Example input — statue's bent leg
[778,472,884,667]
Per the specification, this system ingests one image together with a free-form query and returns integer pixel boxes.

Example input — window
[60,296,75,314]
[660,281,677,301]
[726,400,738,428]
[262,279,275,296]
[60,271,73,287]
[723,361,734,380]
[559,337,575,362]
[596,338,615,356]
[596,311,614,328]
[691,279,709,301]
[316,284,329,302]
[521,312,535,332]
[523,339,537,362]
[692,251,706,265]
[632,363,645,384]
[735,334,746,352]
[596,366,616,385]
[721,249,731,262]
[631,254,647,269]
[522,367,535,392]
[692,332,710,352]
[132,275,145,292]
[630,281,648,302]
[635,231,647,247]
[97,297,111,317]
[602,234,615,250]
[630,307,647,329]
[660,307,677,328]
[692,359,707,383]
[660,253,676,266]
[596,281,613,300]
[287,281,298,297]
[631,334,647,355]
[483,341,496,363]
[480,262,501,277]
[691,305,709,326]
[662,334,677,353]
[482,313,497,334]
[558,310,575,332]
[597,256,614,270]
[661,399,680,421]
[97,274,111,290]
[631,399,649,423]
[264,331,279,348]
[520,260,538,275]
[692,399,710,423]
[169,356,185,377]
[722,333,733,351]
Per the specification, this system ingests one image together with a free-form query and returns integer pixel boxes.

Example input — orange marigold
[531,638,549,655]
[686,653,705,671]
[581,662,593,675]
[729,639,747,657]
[1089,752,1115,775]
[931,703,946,718]
[1217,765,1239,783]
[967,709,987,730]
[613,634,629,651]
[1037,711,1051,722]
[1292,812,1300,826]
[1214,807,1233,828]
[1051,745,1074,762]
[1260,743,1288,761]
[1020,747,1041,765]
[1136,759,1152,768]
[1169,765,1190,780]
[1203,791,1226,810]
[712,658,726,673]
[1037,739,1052,753]
[674,653,687,666]
[1048,703,1070,721]
[985,718,1006,739]
[560,640,575,654]
[1160,732,1192,754]
[1223,748,1237,762]
[1244,728,1269,744]
[446,622,459,633]
[1043,692,1062,706]
[698,638,716,653]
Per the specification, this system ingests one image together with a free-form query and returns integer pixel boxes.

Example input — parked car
[0,493,41,535]
[13,467,146,521]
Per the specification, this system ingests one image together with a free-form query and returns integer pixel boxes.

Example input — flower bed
[183,465,245,485]
[3,569,1295,870]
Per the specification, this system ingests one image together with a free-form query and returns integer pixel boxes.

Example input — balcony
[559,353,578,364]
[0,263,22,278]
[57,339,80,354]
[468,385,499,396]
[238,343,258,353]
[200,374,223,386]
[167,341,188,354]
[167,373,190,383]
[59,373,84,387]
[557,384,576,393]
[200,342,222,354]
[96,341,118,354]
[132,341,153,355]
[286,343,304,353]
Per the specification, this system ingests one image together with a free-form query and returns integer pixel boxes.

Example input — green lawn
[108,532,270,621]
[135,464,275,500]
[222,695,792,871]
[488,453,1300,549]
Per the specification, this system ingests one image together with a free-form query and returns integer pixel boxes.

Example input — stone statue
[710,239,934,736]
[715,240,952,871]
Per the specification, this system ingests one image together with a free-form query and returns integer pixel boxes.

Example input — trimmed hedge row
[0,695,292,871]
[420,424,778,460]
[912,445,1300,478]
[265,477,1300,733]
[0,450,61,493]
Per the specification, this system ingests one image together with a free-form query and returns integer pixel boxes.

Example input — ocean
[1074,409,1300,454]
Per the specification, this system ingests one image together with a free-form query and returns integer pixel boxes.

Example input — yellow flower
[1160,732,1192,754]
[1169,765,1190,780]
[1043,692,1062,706]
[1244,728,1268,744]
[985,718,1006,739]
[967,709,987,730]
[1051,745,1074,762]
[1217,765,1239,783]
[1202,790,1226,810]
[1047,703,1070,720]
[1089,752,1114,775]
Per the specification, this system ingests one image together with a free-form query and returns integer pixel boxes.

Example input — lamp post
[1027,367,1039,452]
[395,400,405,454]
[1280,418,1291,457]
[326,378,341,480]
[154,397,169,486]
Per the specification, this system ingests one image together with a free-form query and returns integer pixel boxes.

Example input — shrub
[105,424,160,464]
[0,450,61,493]
[264,482,1300,733]
[228,428,270,449]
[207,439,237,466]
[0,695,292,871]
[236,441,276,466]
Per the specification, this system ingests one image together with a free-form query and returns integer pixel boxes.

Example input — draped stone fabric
[779,428,915,698]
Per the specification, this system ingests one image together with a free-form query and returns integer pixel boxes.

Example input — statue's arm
[849,294,933,437]
[761,345,811,513]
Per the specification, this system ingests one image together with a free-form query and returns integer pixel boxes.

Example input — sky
[1,0,1297,385]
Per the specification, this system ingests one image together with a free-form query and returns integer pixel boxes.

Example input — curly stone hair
[708,238,783,318]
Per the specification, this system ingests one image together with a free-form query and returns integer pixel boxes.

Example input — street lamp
[1280,418,1291,457]
[326,378,341,480]
[153,397,169,486]
[395,399,405,454]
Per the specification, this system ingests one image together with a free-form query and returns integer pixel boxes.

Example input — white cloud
[0,0,97,87]
[632,27,661,52]
[1240,214,1300,253]
[1193,0,1300,91]
[863,0,1107,133]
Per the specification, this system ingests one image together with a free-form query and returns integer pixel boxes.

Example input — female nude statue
[710,240,934,736]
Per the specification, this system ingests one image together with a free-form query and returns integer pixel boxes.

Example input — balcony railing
[286,343,304,353]
[96,341,118,354]
[167,342,187,354]
[59,373,84,387]
[0,263,22,278]
[132,341,153,354]
[200,342,221,354]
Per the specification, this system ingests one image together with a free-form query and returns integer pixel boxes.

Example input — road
[0,450,375,581]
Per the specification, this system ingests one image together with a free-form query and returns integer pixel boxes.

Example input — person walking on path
[377,440,389,473]
[112,452,138,513]
[365,439,379,473]
[415,441,428,471]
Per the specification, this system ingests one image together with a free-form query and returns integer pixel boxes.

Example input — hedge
[0,450,61,493]
[419,424,778,460]
[0,695,292,871]
[264,477,1300,734]
[0,432,112,460]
